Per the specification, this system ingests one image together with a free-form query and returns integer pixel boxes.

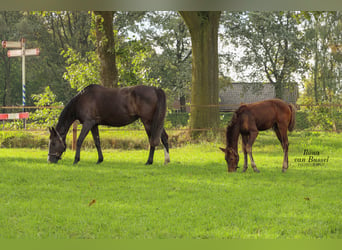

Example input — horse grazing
[48,84,170,165]
[220,99,296,173]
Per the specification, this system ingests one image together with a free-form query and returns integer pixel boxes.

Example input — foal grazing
[48,84,170,165]
[220,99,295,173]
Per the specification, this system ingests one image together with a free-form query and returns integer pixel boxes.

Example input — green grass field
[0,131,341,239]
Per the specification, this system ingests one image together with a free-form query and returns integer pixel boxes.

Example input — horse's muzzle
[47,154,61,163]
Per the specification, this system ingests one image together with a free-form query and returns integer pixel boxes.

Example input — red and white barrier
[0,112,29,120]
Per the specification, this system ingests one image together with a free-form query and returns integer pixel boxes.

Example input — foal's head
[48,127,66,163]
[220,147,239,172]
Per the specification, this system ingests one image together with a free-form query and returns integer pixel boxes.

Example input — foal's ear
[219,147,227,153]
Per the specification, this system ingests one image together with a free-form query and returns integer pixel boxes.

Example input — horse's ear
[219,147,226,153]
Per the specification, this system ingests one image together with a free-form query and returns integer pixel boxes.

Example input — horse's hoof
[73,160,79,165]
[282,168,287,173]
[254,169,260,173]
[242,168,247,173]
[145,161,153,165]
[96,158,103,164]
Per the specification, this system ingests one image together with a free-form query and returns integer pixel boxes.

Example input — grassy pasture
[0,131,341,239]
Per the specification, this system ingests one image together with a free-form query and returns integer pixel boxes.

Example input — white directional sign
[1,38,40,114]
[2,40,22,48]
[7,48,40,57]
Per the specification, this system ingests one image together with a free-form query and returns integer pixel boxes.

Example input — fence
[0,103,342,132]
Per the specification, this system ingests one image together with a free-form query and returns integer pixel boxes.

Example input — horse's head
[48,127,66,163]
[220,147,239,172]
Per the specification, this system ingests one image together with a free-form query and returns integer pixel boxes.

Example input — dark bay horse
[220,99,295,173]
[48,84,170,165]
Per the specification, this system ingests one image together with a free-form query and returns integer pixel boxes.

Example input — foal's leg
[74,122,93,164]
[241,134,249,172]
[274,126,289,173]
[91,125,103,164]
[246,130,260,173]
[161,128,170,164]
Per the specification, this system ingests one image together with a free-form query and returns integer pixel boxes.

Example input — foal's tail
[150,87,167,146]
[288,103,296,132]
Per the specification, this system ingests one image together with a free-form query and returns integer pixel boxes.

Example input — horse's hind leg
[274,126,289,172]
[91,125,103,164]
[146,146,155,165]
[142,120,156,165]
[161,128,170,164]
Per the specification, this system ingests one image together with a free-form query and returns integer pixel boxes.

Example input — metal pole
[21,38,26,128]
[21,38,25,111]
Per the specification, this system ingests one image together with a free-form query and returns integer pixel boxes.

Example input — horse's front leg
[74,123,92,164]
[241,134,249,172]
[91,125,103,164]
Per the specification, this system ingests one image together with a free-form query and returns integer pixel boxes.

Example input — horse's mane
[57,85,96,125]
[226,105,247,147]
[55,89,85,135]
[55,100,75,134]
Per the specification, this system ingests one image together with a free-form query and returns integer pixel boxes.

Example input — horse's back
[239,99,292,131]
[74,84,160,126]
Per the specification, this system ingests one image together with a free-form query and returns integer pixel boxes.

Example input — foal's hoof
[282,168,287,173]
[253,169,260,173]
[96,158,103,164]
[145,161,153,165]
[73,160,79,165]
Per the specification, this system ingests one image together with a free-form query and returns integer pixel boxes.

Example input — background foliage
[1,11,342,131]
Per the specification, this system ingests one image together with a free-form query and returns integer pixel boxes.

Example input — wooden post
[72,121,77,151]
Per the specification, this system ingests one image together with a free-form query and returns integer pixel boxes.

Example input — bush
[30,86,63,127]
[0,132,48,148]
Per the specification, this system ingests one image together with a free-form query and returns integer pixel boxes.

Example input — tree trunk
[179,95,186,112]
[180,11,221,138]
[94,11,118,87]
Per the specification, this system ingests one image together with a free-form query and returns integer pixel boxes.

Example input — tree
[299,12,342,131]
[30,11,92,103]
[140,12,192,112]
[222,11,305,99]
[179,11,221,137]
[94,11,118,87]
[301,12,342,104]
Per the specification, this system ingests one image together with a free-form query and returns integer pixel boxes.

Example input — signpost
[2,38,40,111]
[2,38,39,128]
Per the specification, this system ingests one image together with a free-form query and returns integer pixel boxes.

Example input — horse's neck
[56,119,74,140]
[55,106,76,139]
[226,121,240,150]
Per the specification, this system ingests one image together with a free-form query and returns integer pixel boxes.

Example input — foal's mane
[226,105,247,147]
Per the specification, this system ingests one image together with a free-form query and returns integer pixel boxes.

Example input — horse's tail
[150,87,167,146]
[288,103,296,132]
